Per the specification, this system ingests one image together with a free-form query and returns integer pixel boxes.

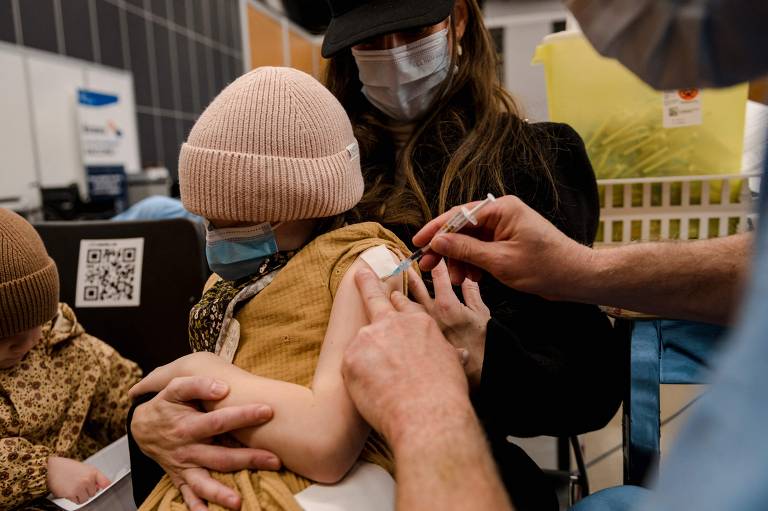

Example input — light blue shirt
[112,196,203,223]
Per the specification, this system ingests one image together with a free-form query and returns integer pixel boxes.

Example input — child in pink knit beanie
[131,67,413,511]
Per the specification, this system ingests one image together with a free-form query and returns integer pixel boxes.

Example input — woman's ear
[454,0,469,42]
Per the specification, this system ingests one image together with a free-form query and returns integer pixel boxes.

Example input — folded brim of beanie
[179,143,364,222]
[0,259,59,338]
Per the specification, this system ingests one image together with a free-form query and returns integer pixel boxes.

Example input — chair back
[35,219,208,373]
[623,319,727,486]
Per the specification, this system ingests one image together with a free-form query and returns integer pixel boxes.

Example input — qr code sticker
[75,238,144,308]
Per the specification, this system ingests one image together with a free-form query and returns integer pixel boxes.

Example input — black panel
[192,0,206,36]
[195,40,212,109]
[0,0,16,43]
[182,119,195,140]
[229,54,241,81]
[220,50,231,88]
[146,0,166,19]
[212,48,224,93]
[125,0,144,9]
[138,112,159,166]
[176,32,195,112]
[170,0,186,27]
[96,0,123,68]
[209,0,221,45]
[20,0,58,53]
[227,1,238,51]
[153,23,176,109]
[61,0,93,61]
[152,115,165,162]
[161,116,180,179]
[220,0,233,49]
[127,12,153,106]
[230,0,242,51]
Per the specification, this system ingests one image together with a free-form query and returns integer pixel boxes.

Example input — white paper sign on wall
[77,89,133,167]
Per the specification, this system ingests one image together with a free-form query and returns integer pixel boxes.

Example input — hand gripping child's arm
[130,253,403,484]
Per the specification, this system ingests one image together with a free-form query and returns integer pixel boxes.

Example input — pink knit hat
[179,66,363,222]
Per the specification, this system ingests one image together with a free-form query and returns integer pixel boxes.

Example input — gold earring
[458,45,463,57]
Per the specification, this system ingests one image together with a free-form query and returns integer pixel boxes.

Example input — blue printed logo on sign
[78,89,119,107]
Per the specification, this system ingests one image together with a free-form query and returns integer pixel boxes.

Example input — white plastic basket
[596,172,760,245]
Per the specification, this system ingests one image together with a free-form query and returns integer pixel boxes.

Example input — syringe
[382,193,496,280]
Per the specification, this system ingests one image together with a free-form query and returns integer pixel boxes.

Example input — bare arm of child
[131,254,403,484]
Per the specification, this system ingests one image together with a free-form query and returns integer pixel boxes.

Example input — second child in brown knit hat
[0,208,142,509]
[130,67,414,511]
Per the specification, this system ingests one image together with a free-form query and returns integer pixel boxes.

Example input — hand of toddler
[47,456,111,504]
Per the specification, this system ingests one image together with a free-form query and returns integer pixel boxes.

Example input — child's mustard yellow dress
[141,222,409,511]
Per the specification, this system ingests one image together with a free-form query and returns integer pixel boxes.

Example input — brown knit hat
[0,209,59,338]
[179,66,363,222]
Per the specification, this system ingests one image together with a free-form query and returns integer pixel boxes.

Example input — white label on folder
[663,89,703,128]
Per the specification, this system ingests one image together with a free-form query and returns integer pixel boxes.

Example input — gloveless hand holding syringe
[381,193,496,280]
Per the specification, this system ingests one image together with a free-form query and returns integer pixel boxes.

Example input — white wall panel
[0,50,39,209]
[27,54,86,193]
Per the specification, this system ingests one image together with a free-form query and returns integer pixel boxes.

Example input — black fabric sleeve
[477,305,626,438]
[542,122,600,245]
[127,393,166,506]
[473,122,625,440]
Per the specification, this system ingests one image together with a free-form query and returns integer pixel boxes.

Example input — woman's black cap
[321,0,455,58]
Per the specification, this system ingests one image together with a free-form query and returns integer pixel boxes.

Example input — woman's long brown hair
[324,0,557,231]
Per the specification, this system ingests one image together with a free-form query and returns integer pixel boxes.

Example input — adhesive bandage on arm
[359,245,400,279]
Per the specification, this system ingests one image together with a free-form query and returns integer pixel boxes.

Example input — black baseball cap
[321,0,455,58]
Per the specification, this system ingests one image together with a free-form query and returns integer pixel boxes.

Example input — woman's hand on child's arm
[129,374,280,511]
[47,456,110,504]
[406,260,490,389]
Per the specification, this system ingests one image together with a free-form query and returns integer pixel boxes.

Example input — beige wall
[246,3,326,79]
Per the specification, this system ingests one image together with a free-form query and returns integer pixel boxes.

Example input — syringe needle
[381,193,496,281]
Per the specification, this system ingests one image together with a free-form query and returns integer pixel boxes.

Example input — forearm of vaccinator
[388,396,514,511]
[568,233,752,325]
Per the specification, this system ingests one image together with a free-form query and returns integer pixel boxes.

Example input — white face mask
[352,29,451,122]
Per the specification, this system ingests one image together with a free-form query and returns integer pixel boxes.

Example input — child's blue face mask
[205,221,280,281]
